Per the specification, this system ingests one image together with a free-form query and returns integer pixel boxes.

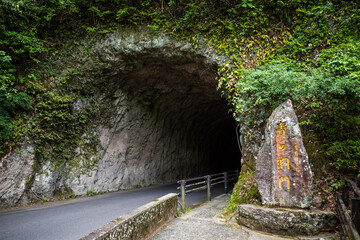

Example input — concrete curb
[80,193,178,240]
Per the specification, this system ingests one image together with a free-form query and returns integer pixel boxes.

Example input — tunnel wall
[69,88,212,193]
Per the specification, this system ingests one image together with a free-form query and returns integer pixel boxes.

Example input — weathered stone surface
[0,139,35,208]
[239,106,268,171]
[29,162,66,200]
[80,193,178,240]
[297,235,340,240]
[237,204,338,236]
[256,99,313,208]
[73,99,87,113]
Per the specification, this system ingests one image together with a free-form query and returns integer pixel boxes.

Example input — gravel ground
[151,194,293,240]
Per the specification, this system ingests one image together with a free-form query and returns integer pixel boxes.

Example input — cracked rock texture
[0,139,35,207]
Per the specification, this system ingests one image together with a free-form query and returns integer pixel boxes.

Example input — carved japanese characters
[255,99,313,208]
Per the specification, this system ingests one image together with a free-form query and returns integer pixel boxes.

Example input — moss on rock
[225,170,261,213]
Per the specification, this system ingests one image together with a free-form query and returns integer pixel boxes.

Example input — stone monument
[237,100,338,237]
[255,99,313,208]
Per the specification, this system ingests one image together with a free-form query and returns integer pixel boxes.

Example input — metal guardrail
[336,177,360,240]
[177,170,239,212]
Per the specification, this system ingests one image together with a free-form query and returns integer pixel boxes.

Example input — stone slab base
[297,235,339,240]
[237,204,338,236]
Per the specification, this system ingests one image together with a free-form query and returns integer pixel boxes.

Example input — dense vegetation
[1,1,359,185]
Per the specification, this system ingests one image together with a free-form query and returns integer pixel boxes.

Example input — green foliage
[175,209,181,217]
[225,171,260,213]
[317,41,360,77]
[28,88,100,173]
[0,0,103,171]
[86,190,96,196]
[0,0,77,154]
[85,189,103,196]
[41,196,50,202]
[0,90,31,141]
[213,2,360,178]
[66,193,76,199]
[0,50,32,147]
[326,140,360,172]
[219,57,360,176]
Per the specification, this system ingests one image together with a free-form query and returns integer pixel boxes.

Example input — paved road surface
[152,194,290,240]
[0,182,231,240]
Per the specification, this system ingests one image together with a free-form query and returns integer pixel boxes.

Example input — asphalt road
[0,182,231,240]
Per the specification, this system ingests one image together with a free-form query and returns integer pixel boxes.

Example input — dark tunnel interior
[102,52,242,181]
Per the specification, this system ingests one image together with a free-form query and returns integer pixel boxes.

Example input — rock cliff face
[0,29,241,207]
[0,139,35,207]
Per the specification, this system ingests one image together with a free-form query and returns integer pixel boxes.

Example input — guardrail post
[180,180,186,212]
[352,197,360,233]
[224,172,228,194]
[206,175,211,201]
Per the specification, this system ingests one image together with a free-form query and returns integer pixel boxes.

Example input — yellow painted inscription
[277,157,290,170]
[275,121,291,191]
[276,122,287,138]
[278,144,286,150]
[294,145,299,167]
[278,176,290,190]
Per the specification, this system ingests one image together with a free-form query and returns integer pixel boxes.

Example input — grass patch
[86,189,103,197]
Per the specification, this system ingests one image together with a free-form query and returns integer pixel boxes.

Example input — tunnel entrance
[72,35,243,192]
[100,50,241,180]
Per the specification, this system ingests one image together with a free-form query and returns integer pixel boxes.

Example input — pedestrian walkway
[151,194,292,240]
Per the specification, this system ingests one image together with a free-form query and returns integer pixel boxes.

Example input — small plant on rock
[86,190,96,197]
[66,193,76,199]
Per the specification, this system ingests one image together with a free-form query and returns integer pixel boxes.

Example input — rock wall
[0,29,241,207]
[0,139,35,207]
[238,106,268,171]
